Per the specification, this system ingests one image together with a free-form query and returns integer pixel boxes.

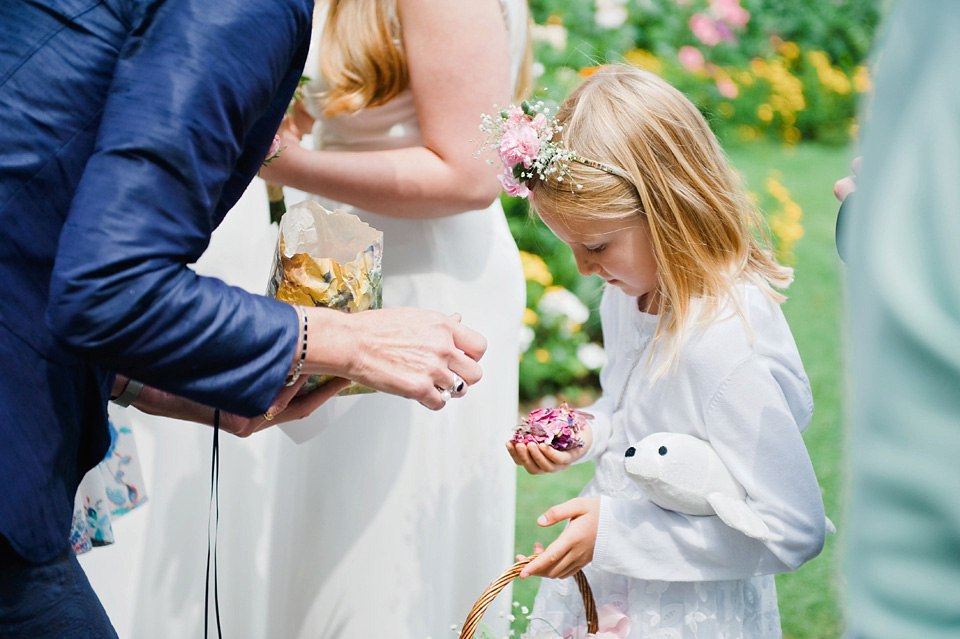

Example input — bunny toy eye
[658,446,668,456]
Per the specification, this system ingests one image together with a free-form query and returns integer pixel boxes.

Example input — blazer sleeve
[47,0,313,416]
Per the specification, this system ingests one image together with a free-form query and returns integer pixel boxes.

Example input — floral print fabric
[70,411,147,554]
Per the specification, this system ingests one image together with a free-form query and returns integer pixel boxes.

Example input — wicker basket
[459,555,598,639]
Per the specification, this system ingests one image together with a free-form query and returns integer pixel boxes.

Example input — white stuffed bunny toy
[623,432,835,541]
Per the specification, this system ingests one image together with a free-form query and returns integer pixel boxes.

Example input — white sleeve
[576,394,614,465]
[592,355,826,581]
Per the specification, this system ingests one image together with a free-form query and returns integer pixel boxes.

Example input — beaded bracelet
[285,306,308,386]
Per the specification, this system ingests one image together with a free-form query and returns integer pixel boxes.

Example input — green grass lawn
[510,140,855,638]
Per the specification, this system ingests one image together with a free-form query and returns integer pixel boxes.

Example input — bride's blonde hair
[529,65,793,376]
[315,0,532,117]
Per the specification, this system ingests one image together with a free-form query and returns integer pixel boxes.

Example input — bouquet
[510,403,590,451]
[266,199,382,396]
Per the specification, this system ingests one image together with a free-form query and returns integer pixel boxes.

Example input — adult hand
[506,422,593,475]
[126,374,349,437]
[834,156,861,202]
[516,497,601,580]
[222,376,350,437]
[309,307,487,410]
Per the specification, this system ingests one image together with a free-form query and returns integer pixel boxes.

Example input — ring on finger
[449,373,467,398]
[263,411,275,421]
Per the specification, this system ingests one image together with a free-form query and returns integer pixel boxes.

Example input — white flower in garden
[532,23,568,51]
[538,287,589,325]
[577,342,607,370]
[519,325,535,353]
[595,0,628,29]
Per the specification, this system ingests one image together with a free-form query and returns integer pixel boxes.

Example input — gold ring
[263,411,275,421]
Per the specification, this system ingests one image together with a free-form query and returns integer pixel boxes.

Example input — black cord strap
[204,409,223,639]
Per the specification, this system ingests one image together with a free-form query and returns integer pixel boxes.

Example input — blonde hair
[529,65,793,375]
[315,0,532,117]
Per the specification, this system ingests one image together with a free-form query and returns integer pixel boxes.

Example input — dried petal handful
[511,403,589,451]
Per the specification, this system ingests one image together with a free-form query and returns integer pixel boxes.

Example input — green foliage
[527,0,880,146]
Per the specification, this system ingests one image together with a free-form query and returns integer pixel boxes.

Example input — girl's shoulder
[675,282,806,388]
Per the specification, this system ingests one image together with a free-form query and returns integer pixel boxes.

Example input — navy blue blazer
[0,0,311,563]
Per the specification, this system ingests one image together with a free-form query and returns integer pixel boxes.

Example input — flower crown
[478,100,628,199]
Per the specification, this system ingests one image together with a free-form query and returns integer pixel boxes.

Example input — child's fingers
[537,497,587,527]
[509,442,543,474]
[525,443,557,472]
[520,540,573,579]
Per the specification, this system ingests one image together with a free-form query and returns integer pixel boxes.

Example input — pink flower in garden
[499,171,530,199]
[711,0,750,27]
[510,403,589,451]
[678,45,705,71]
[689,13,722,46]
[716,75,739,98]
[499,125,541,169]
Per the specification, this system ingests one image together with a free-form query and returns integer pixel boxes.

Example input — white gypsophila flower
[577,342,607,370]
[538,288,589,325]
[519,325,536,353]
[595,0,628,29]
[532,23,568,51]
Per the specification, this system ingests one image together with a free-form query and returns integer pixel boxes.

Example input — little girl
[499,66,828,638]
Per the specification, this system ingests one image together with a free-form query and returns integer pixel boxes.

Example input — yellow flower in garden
[765,173,790,203]
[853,65,871,93]
[765,172,804,262]
[717,101,735,118]
[783,126,802,145]
[625,48,662,74]
[535,348,550,363]
[780,41,800,60]
[757,103,773,122]
[738,125,760,141]
[523,307,539,326]
[519,250,553,286]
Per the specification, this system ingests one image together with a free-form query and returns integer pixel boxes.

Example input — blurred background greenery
[504,1,881,637]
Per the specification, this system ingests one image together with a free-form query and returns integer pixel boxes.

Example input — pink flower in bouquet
[499,171,531,198]
[511,403,588,451]
[678,45,705,72]
[500,125,541,169]
[263,134,283,165]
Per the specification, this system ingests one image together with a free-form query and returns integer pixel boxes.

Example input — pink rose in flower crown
[499,171,530,198]
[511,403,589,451]
[499,125,541,169]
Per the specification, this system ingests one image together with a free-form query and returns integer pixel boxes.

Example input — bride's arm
[258,0,513,219]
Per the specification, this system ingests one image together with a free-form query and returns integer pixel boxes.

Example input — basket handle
[459,555,598,639]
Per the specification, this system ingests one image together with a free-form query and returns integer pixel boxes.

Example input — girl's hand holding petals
[506,439,586,475]
[505,420,592,474]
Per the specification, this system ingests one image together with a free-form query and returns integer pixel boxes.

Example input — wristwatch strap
[112,379,144,407]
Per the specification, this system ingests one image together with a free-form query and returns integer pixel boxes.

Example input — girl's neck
[637,290,661,314]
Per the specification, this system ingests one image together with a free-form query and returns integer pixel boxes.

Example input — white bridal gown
[79,2,527,637]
